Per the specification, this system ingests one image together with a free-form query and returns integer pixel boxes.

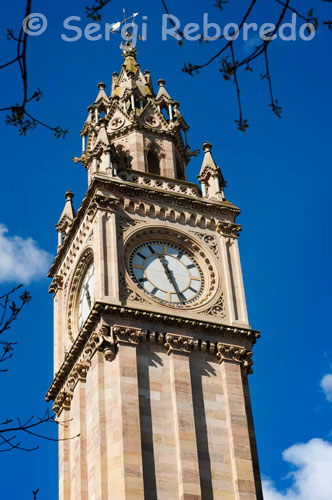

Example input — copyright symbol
[22,13,47,36]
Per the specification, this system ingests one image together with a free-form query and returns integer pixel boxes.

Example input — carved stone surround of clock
[122,225,224,313]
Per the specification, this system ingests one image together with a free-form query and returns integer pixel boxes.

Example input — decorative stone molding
[112,325,146,345]
[216,343,253,373]
[118,169,200,197]
[49,275,64,296]
[53,390,73,415]
[47,316,258,412]
[119,273,150,304]
[49,177,239,278]
[51,327,105,415]
[116,213,145,240]
[164,333,195,355]
[199,294,226,318]
[123,225,218,309]
[217,221,242,238]
[192,231,219,257]
[92,194,120,212]
[66,247,94,343]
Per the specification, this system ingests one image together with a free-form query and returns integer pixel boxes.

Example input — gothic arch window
[147,149,160,175]
[116,145,131,169]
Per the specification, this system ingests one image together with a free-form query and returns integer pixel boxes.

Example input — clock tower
[46,42,263,500]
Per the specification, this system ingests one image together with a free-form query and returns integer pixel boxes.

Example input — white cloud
[320,374,332,403]
[263,438,332,500]
[0,224,52,284]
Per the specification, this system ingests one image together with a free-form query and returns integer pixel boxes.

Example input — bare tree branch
[1,0,68,137]
[0,285,31,370]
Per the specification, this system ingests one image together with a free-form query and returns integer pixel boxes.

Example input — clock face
[129,241,204,306]
[77,263,95,331]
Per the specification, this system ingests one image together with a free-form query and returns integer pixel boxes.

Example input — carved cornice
[112,325,146,345]
[48,324,255,415]
[46,302,259,409]
[164,333,194,355]
[216,343,253,373]
[92,194,120,212]
[48,275,63,297]
[52,329,104,415]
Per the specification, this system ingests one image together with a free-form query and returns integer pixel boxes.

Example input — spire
[77,47,197,183]
[94,82,109,106]
[58,190,75,224]
[197,142,226,200]
[156,79,172,103]
[55,191,75,249]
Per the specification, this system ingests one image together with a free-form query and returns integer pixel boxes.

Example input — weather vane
[109,8,139,43]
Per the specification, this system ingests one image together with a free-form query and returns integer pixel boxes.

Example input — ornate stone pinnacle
[202,141,212,153]
[98,82,106,90]
[157,78,166,87]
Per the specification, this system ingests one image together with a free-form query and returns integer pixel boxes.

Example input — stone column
[53,286,64,374]
[104,326,145,499]
[86,351,108,500]
[58,407,71,500]
[219,354,259,500]
[227,238,249,324]
[219,235,238,323]
[166,334,201,500]
[70,381,88,500]
[94,198,120,302]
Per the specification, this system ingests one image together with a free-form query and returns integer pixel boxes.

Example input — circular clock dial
[77,263,95,331]
[129,241,204,306]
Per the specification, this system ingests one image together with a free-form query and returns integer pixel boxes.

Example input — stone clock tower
[46,42,263,500]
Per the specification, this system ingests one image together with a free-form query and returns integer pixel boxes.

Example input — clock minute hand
[158,254,184,303]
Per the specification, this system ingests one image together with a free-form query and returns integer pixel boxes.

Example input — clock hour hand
[83,283,91,308]
[157,254,184,303]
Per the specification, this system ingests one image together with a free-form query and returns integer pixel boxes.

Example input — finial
[202,142,212,153]
[112,72,118,77]
[65,190,74,201]
[157,78,166,87]
[98,82,106,90]
[173,100,180,109]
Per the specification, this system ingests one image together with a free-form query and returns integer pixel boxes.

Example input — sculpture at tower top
[76,42,198,184]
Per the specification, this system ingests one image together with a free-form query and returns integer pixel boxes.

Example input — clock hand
[158,254,184,303]
[83,283,91,308]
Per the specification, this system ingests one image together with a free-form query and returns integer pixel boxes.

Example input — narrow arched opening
[147,149,160,175]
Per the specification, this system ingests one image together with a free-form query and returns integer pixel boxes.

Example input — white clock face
[129,241,204,306]
[77,263,95,331]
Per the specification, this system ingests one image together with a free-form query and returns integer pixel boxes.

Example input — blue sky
[1,1,332,498]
